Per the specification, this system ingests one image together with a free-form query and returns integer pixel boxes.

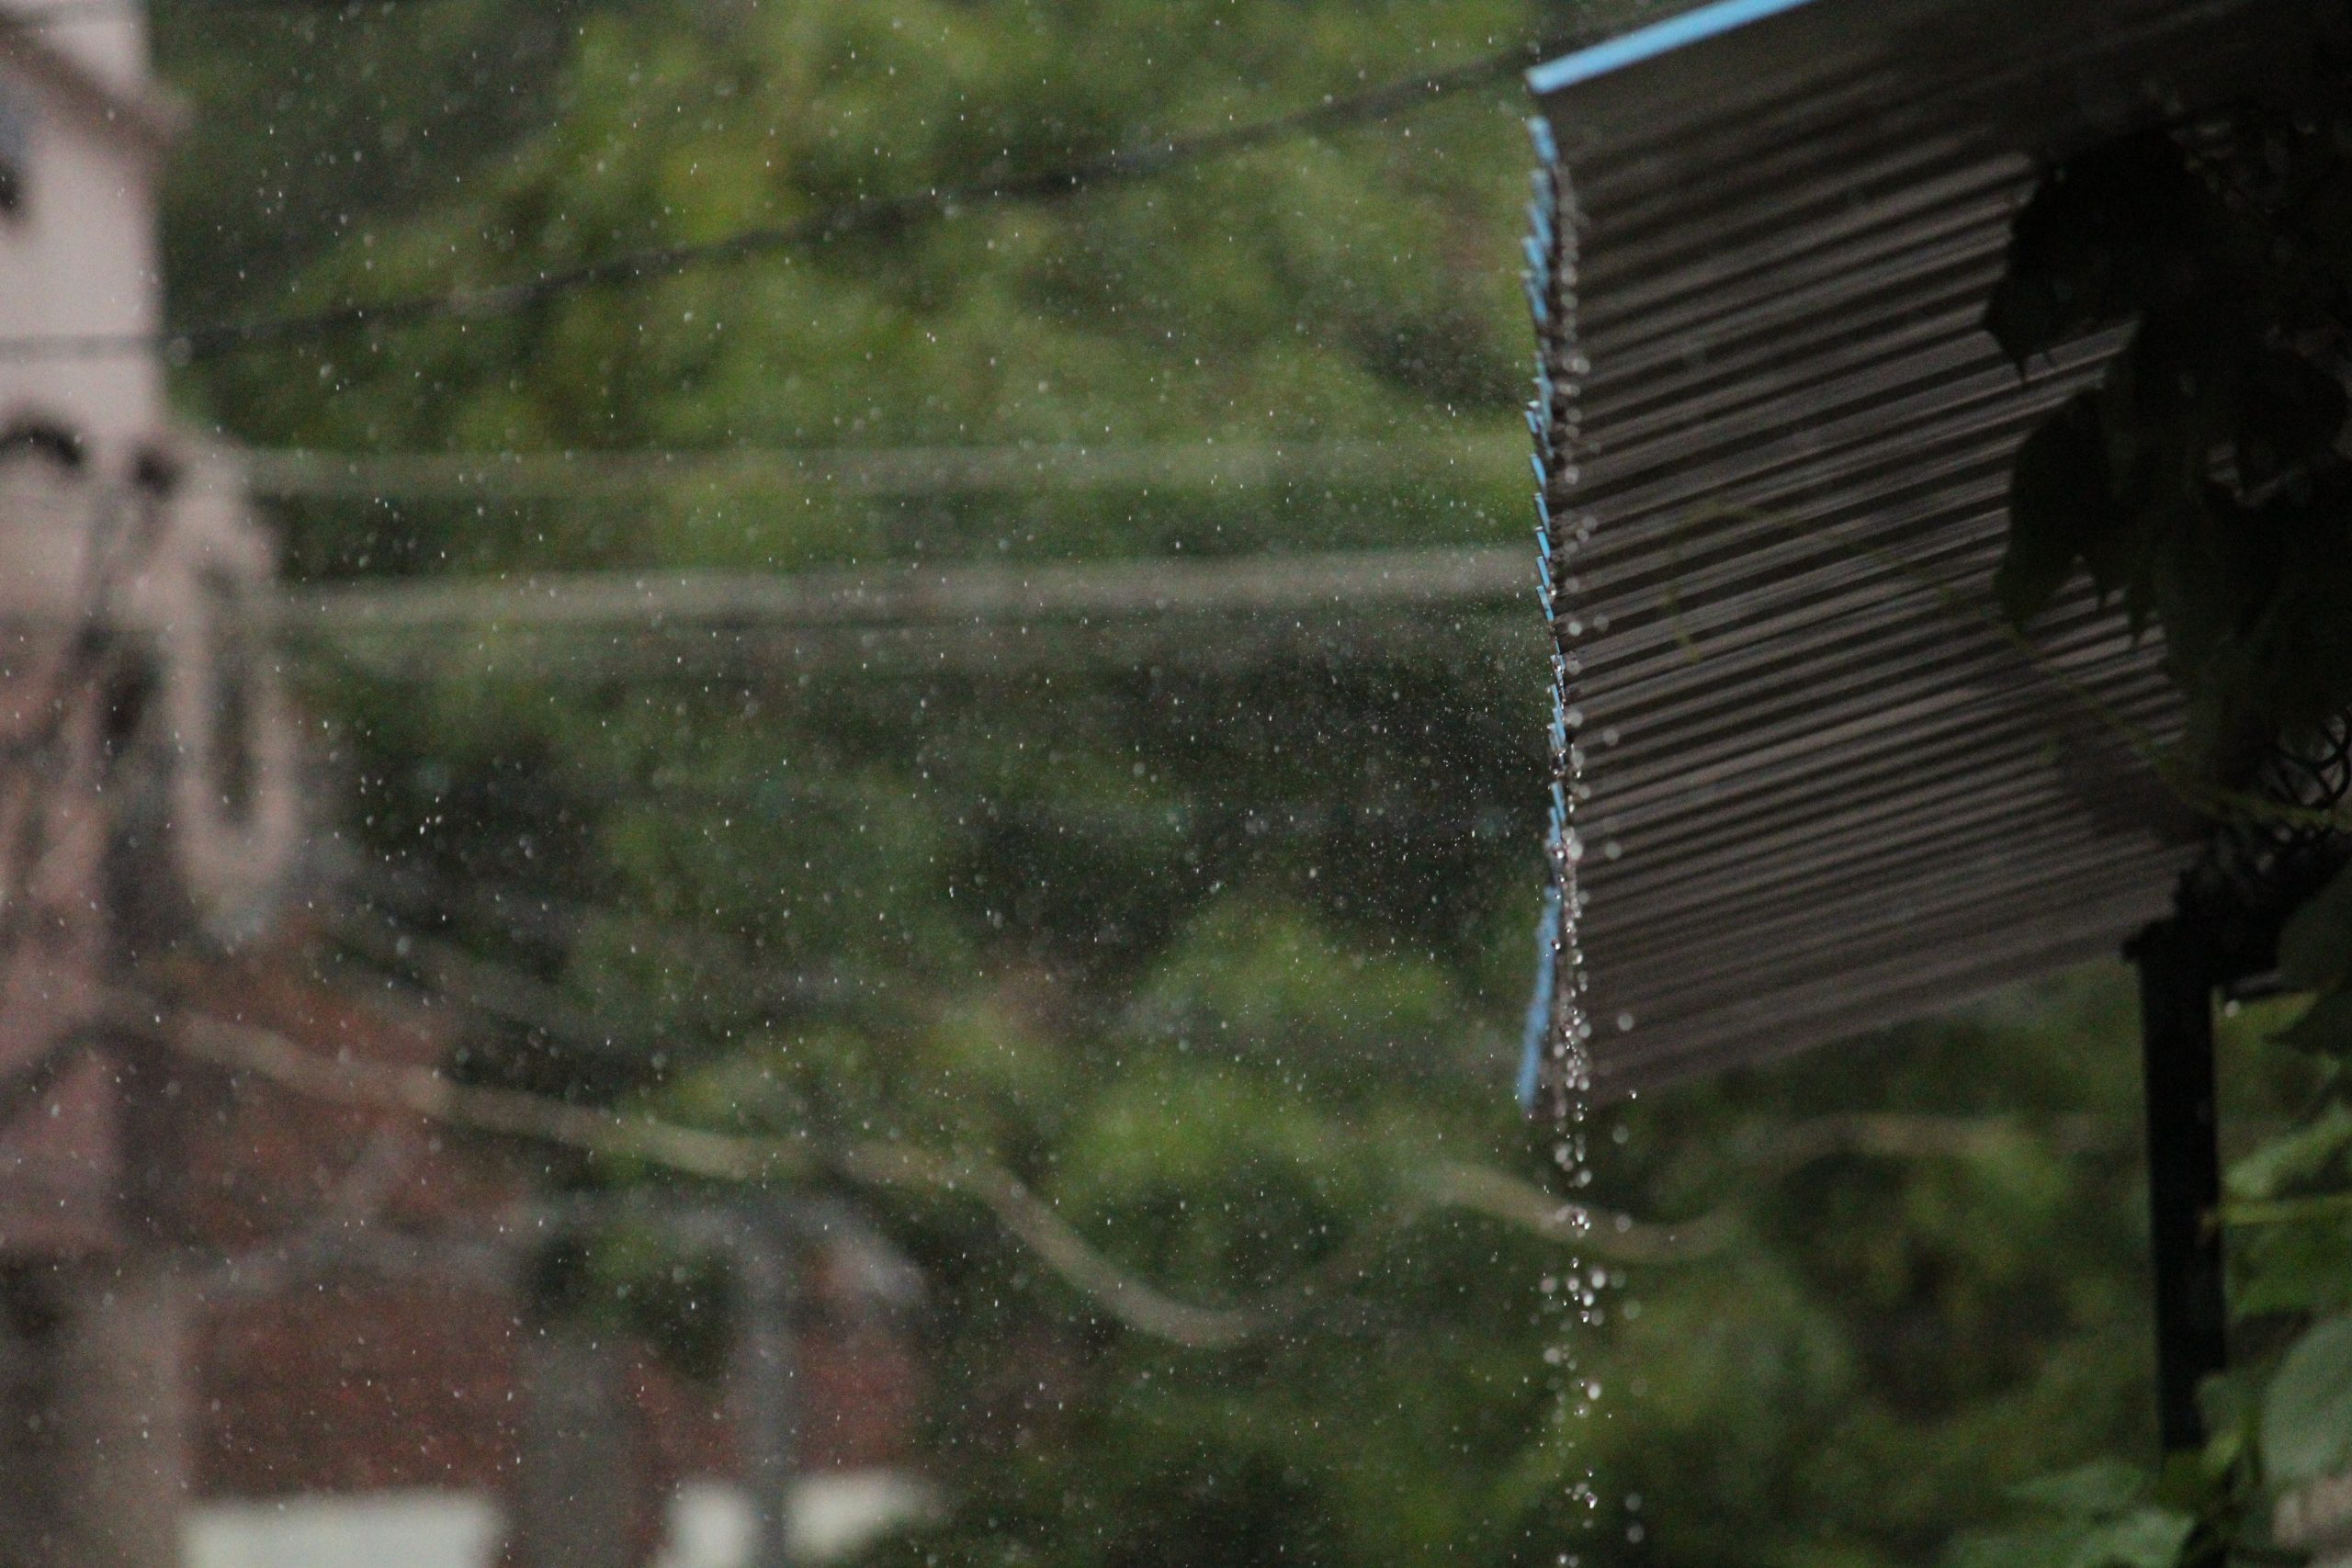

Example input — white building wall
[186,1475,937,1568]
[0,0,167,470]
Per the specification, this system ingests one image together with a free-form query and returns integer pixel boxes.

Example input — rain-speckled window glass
[0,2,2336,1566]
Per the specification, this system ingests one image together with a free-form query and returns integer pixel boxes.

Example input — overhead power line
[272,545,1537,678]
[3,0,444,23]
[0,28,1595,364]
[276,544,1530,637]
[240,434,1519,502]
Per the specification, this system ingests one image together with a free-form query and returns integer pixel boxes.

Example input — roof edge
[1526,0,1824,96]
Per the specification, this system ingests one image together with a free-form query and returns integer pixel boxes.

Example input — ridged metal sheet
[1525,0,2324,1095]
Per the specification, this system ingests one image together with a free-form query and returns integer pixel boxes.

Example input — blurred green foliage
[141,3,2318,1564]
[1983,85,2352,1565]
[163,0,1538,577]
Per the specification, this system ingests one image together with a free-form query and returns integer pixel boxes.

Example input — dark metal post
[736,1201,798,1568]
[2132,918,2228,1453]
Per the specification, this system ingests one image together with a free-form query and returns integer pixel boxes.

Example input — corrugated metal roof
[1525,0,2327,1094]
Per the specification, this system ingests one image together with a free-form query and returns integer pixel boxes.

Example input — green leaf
[1962,1479,2193,1568]
[2066,1507,2196,1568]
[2194,1372,2262,1479]
[2234,1213,2352,1317]
[2079,1509,2195,1568]
[2013,1460,2148,1518]
[2148,1441,2231,1524]
[1984,131,2205,364]
[2237,347,2348,490]
[2261,523,2352,739]
[1951,1526,2084,1568]
[2278,863,2352,995]
[2262,1314,2352,1485]
[1999,395,2120,626]
[2228,1101,2352,1197]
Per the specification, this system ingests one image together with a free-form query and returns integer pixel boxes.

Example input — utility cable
[5,0,450,26]
[271,547,1536,678]
[272,545,1531,636]
[239,434,1519,502]
[0,28,1595,364]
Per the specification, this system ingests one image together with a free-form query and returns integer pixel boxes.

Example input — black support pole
[2132,917,2228,1453]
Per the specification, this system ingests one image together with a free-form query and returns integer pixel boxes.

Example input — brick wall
[169,936,922,1506]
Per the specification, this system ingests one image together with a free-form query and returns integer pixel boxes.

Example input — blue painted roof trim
[1526,0,1826,96]
[1516,884,1564,1112]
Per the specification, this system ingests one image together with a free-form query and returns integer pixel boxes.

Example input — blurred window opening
[0,78,28,216]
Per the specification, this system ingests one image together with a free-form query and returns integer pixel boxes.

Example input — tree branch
[1412,1160,1736,1264]
[128,995,1716,1348]
[136,995,2124,1347]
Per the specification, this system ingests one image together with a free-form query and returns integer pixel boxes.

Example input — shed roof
[1526,0,2325,1093]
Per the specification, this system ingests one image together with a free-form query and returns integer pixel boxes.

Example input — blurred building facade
[175,948,926,1568]
[0,9,923,1566]
[0,5,299,1564]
